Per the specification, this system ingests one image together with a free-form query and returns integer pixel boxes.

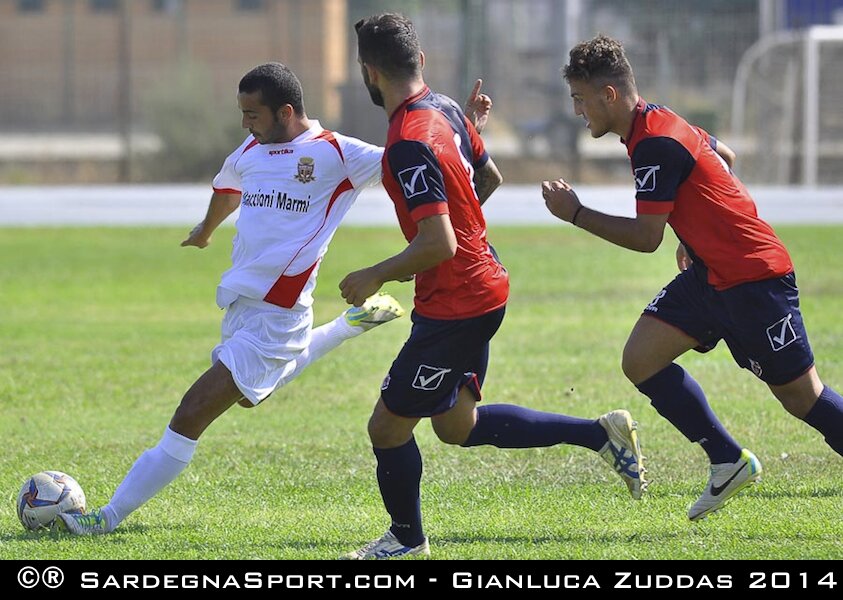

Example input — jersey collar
[295,120,323,142]
[621,97,646,146]
[389,86,431,123]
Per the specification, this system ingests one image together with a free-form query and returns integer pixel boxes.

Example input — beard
[362,68,385,107]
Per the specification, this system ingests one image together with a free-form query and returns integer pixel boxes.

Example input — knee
[170,401,200,439]
[170,392,215,438]
[776,394,816,419]
[769,370,824,420]
[621,346,646,385]
[432,421,471,446]
[367,413,405,448]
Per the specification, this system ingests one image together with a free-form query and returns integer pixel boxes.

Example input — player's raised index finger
[469,79,483,100]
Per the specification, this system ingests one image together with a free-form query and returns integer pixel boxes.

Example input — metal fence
[1,0,842,184]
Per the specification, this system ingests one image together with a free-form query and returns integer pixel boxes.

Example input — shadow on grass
[436,531,687,546]
[1,523,149,544]
[750,486,841,499]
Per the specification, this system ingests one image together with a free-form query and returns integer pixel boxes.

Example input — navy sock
[637,363,741,464]
[462,404,607,452]
[802,386,843,457]
[373,437,425,547]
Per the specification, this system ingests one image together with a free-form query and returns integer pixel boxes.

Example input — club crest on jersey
[766,313,797,351]
[634,165,660,192]
[295,157,316,183]
[412,365,452,391]
[397,164,430,198]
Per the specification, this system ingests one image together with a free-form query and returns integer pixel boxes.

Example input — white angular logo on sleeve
[398,164,430,198]
[634,165,661,192]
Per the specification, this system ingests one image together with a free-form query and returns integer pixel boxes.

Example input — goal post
[732,25,843,185]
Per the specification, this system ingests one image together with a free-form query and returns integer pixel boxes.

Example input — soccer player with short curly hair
[544,34,843,521]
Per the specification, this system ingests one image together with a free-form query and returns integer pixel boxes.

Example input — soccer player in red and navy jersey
[544,35,843,521]
[340,15,646,560]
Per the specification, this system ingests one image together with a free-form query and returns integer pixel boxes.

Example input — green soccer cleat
[598,409,647,500]
[344,293,405,331]
[52,509,111,535]
[688,448,762,521]
[341,530,430,560]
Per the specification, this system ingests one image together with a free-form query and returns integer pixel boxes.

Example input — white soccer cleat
[598,409,647,500]
[688,448,762,521]
[344,293,405,331]
[52,508,111,535]
[341,530,430,560]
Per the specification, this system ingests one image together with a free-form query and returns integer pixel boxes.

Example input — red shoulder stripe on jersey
[410,202,449,222]
[264,177,354,308]
[314,130,345,163]
[263,260,319,309]
[241,137,260,155]
[637,199,675,215]
[326,177,353,215]
[213,187,241,195]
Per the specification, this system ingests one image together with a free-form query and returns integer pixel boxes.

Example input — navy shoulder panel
[408,91,474,165]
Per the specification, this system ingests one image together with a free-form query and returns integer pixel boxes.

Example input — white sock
[282,313,361,384]
[102,426,198,530]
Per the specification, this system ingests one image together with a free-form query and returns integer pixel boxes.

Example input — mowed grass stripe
[0,226,840,559]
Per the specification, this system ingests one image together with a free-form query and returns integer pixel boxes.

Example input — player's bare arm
[676,242,693,271]
[542,177,669,252]
[464,78,492,134]
[181,191,241,248]
[714,139,736,169]
[340,214,457,306]
[474,158,503,206]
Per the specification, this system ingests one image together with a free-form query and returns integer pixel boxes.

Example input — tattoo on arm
[473,160,503,206]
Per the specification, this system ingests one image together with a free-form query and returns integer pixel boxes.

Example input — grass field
[1,225,841,560]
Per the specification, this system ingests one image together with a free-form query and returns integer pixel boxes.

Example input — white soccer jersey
[212,121,383,312]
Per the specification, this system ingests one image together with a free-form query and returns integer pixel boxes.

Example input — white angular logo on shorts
[634,165,661,192]
[766,313,797,351]
[380,374,391,391]
[412,365,452,390]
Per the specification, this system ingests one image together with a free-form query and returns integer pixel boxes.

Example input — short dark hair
[355,13,421,79]
[563,35,637,94]
[238,62,305,116]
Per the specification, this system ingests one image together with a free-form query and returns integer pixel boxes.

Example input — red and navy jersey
[383,86,509,319]
[624,98,792,290]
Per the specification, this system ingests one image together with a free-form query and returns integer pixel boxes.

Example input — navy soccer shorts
[380,306,506,418]
[641,266,814,386]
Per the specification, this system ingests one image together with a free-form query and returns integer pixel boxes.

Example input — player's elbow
[434,235,458,262]
[717,143,737,168]
[637,231,664,253]
[491,166,503,188]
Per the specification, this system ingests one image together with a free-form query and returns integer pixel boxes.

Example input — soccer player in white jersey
[53,62,405,535]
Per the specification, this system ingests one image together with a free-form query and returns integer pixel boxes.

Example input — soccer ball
[16,471,86,530]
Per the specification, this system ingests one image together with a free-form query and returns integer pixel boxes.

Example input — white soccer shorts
[211,296,312,405]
